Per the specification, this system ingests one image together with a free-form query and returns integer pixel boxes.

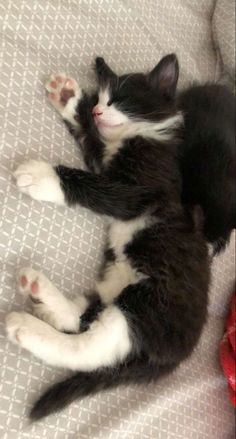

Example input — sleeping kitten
[6,54,212,420]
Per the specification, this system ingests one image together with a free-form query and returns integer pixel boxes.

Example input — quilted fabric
[0,1,235,438]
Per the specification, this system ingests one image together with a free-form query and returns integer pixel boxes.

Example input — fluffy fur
[178,84,235,251]
[8,53,234,420]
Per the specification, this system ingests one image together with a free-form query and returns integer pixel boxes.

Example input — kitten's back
[178,84,235,251]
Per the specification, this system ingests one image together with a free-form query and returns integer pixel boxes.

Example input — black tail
[30,361,174,421]
[30,363,138,421]
[30,369,122,421]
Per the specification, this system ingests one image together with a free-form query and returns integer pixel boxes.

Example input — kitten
[6,54,213,420]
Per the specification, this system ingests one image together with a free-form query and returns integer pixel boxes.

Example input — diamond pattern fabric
[0,1,235,438]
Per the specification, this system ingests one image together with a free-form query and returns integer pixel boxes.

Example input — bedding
[0,1,235,438]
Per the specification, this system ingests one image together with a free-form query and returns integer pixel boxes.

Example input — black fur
[30,54,234,420]
[56,165,158,219]
[63,59,235,250]
[178,84,235,251]
[79,294,105,333]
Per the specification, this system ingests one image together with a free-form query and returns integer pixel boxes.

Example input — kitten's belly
[108,217,148,257]
[96,260,144,303]
[96,217,149,304]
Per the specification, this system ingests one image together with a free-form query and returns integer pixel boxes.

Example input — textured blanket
[0,1,235,438]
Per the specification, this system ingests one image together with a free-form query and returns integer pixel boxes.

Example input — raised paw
[13,160,65,204]
[45,73,81,125]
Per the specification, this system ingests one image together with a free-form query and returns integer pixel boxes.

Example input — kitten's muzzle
[92,105,103,118]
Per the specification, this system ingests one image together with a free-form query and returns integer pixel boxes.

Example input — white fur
[207,243,214,258]
[97,89,129,128]
[102,139,123,165]
[101,113,183,165]
[5,306,131,371]
[61,95,81,126]
[96,217,150,302]
[95,88,129,141]
[18,267,87,332]
[98,88,110,106]
[108,217,150,256]
[14,160,65,204]
[127,113,183,141]
[96,260,145,303]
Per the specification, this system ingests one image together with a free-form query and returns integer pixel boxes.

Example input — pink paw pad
[49,81,57,89]
[48,92,57,100]
[31,281,39,294]
[20,275,28,287]
[15,331,21,343]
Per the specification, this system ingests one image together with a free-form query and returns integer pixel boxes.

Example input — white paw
[6,311,65,367]
[45,73,81,125]
[17,267,81,332]
[13,160,65,204]
[5,312,44,349]
[18,267,53,303]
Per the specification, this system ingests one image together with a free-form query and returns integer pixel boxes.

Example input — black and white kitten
[6,54,229,420]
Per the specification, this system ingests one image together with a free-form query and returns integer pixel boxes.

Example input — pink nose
[92,105,103,117]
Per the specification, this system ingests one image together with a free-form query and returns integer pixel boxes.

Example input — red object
[220,291,236,407]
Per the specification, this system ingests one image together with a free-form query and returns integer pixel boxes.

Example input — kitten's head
[92,54,179,140]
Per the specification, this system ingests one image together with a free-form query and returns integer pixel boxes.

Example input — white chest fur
[96,217,150,303]
[108,217,148,257]
[101,113,183,166]
[102,139,123,165]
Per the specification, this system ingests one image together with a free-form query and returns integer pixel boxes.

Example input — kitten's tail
[30,361,172,421]
[29,367,132,421]
[30,364,144,421]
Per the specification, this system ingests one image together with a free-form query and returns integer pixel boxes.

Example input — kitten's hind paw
[5,312,43,348]
[18,267,52,304]
[17,267,82,332]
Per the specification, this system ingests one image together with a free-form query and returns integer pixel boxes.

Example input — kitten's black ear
[148,54,179,97]
[95,57,117,83]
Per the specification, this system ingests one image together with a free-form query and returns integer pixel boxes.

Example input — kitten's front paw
[45,74,81,125]
[13,160,65,204]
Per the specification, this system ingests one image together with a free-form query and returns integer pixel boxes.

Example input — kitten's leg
[5,305,131,370]
[45,74,82,128]
[14,162,154,219]
[18,267,88,332]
